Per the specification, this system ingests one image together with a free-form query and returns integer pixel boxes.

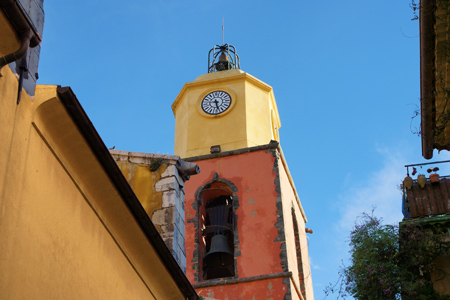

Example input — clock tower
[173,44,314,300]
[172,45,280,159]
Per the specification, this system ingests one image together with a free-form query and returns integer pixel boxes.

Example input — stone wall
[110,150,199,273]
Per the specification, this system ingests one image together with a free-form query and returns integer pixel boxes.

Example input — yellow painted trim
[268,90,281,129]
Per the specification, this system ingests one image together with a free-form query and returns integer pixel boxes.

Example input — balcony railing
[402,161,450,219]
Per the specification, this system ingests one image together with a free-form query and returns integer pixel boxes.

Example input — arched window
[292,206,306,298]
[196,177,237,280]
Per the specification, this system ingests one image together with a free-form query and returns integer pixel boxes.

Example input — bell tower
[173,45,314,300]
[172,44,281,159]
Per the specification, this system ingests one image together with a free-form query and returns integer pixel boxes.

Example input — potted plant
[427,167,440,183]
[416,167,427,188]
[403,167,415,190]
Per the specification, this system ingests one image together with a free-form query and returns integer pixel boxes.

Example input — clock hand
[214,99,220,108]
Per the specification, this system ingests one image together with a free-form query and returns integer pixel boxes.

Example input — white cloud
[336,147,406,234]
[314,144,450,300]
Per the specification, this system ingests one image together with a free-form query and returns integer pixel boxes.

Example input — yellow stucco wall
[0,66,185,299]
[0,12,20,57]
[172,69,281,158]
[110,151,189,274]
[115,160,166,225]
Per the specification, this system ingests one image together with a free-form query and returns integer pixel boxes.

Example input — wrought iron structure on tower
[207,44,240,73]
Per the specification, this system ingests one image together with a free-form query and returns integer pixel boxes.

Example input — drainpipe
[176,159,200,181]
[16,55,27,103]
[0,28,32,77]
[0,0,41,77]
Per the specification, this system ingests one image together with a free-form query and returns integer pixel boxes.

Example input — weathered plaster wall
[0,69,185,299]
[185,148,308,299]
[196,278,288,300]
[278,156,314,300]
[110,150,187,272]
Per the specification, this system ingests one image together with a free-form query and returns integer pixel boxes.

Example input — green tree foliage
[399,222,450,300]
[325,213,450,300]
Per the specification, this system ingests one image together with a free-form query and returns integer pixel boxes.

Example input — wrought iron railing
[402,160,450,219]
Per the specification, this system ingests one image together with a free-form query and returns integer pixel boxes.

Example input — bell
[218,53,229,62]
[214,53,230,71]
[204,234,233,268]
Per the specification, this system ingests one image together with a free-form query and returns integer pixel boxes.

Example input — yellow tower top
[172,45,281,158]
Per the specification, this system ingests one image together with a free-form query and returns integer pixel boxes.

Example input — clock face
[201,91,232,115]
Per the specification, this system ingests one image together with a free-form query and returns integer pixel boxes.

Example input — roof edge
[420,0,437,159]
[56,86,199,300]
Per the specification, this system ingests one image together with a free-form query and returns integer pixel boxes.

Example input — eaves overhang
[0,0,41,47]
[419,0,450,159]
[420,0,437,159]
[0,0,42,75]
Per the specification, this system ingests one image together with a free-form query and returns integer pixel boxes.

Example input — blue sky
[38,1,446,299]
